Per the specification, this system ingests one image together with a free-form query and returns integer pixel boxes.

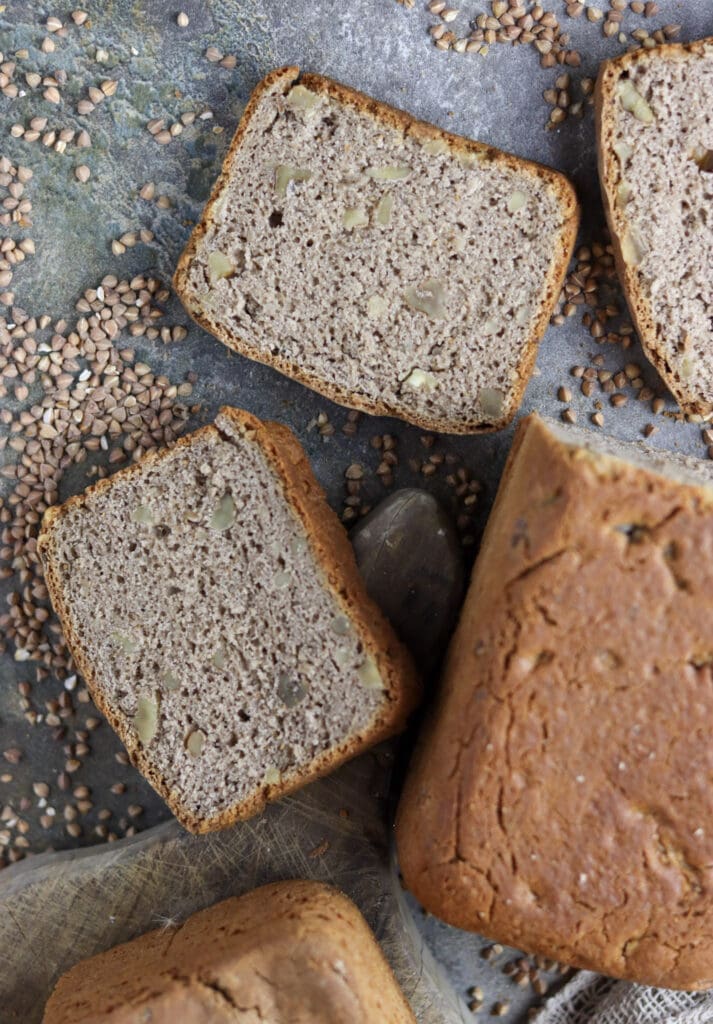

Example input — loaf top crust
[42,880,417,1023]
[397,414,713,989]
[175,66,578,434]
[596,36,713,414]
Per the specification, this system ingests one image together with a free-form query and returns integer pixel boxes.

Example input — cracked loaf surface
[174,66,579,434]
[397,413,713,989]
[42,880,417,1022]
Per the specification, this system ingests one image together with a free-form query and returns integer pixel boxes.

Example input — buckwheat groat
[397,414,713,989]
[596,36,713,415]
[175,66,579,434]
[38,406,418,833]
[42,880,417,1022]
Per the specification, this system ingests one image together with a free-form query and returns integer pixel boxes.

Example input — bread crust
[174,67,580,435]
[42,880,417,1023]
[595,36,713,416]
[397,413,713,989]
[38,407,419,834]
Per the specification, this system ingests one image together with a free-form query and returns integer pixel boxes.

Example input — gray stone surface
[0,1,712,1020]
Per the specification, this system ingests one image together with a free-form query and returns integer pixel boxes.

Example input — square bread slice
[174,66,579,434]
[397,413,713,989]
[596,37,713,415]
[38,406,418,833]
[42,880,417,1023]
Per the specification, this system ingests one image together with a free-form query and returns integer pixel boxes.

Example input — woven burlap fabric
[534,971,713,1023]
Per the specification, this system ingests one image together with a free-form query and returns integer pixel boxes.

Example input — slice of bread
[42,880,417,1023]
[174,66,579,434]
[38,406,419,833]
[596,37,713,416]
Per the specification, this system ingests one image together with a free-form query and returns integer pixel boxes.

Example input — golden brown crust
[38,407,419,834]
[174,67,580,435]
[397,414,713,989]
[595,36,713,416]
[42,880,417,1023]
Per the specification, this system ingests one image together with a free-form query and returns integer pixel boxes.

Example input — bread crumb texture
[176,67,578,433]
[597,38,713,413]
[38,407,418,832]
[42,880,416,1023]
[397,414,713,990]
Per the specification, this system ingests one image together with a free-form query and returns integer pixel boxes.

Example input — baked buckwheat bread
[42,880,417,1023]
[38,406,418,833]
[174,66,579,434]
[596,37,713,415]
[397,414,713,989]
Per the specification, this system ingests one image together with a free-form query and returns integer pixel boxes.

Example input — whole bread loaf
[174,66,579,434]
[596,36,713,415]
[42,879,417,1022]
[38,406,418,833]
[397,414,713,989]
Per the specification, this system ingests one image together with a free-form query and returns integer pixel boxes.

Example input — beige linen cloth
[534,970,713,1023]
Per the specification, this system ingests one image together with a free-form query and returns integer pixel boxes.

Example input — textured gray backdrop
[0,1,711,1020]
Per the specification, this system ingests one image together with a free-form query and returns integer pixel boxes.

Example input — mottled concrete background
[0,0,711,1019]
